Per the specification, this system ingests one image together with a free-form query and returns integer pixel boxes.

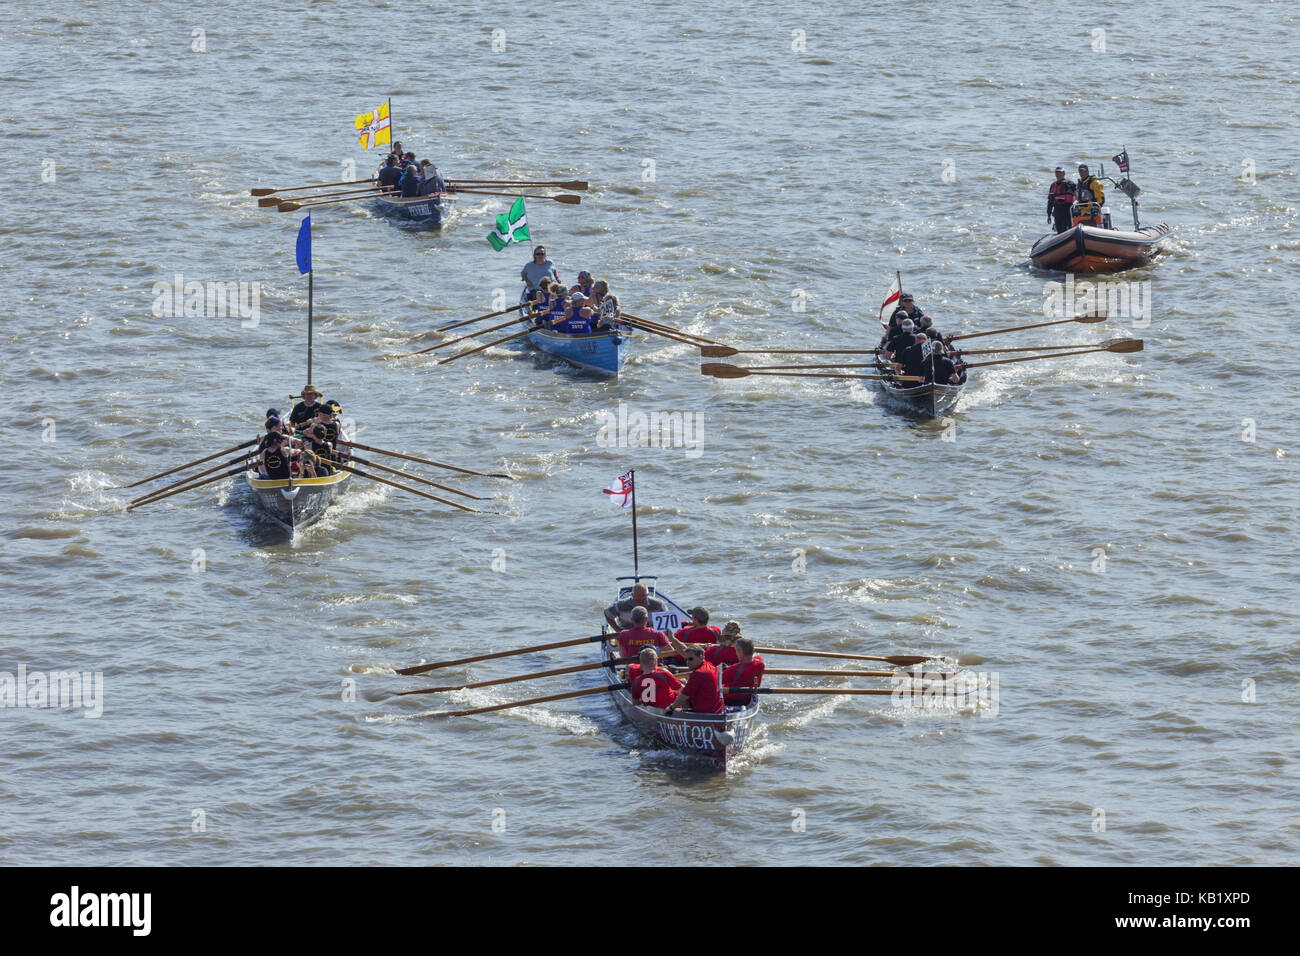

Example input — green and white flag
[486,197,530,251]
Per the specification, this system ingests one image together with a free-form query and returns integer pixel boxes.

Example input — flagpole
[630,468,639,581]
[307,268,313,383]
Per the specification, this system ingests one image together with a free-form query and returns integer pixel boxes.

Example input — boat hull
[601,585,759,770]
[1030,222,1171,273]
[526,325,629,376]
[873,354,965,418]
[245,470,349,534]
[372,193,452,225]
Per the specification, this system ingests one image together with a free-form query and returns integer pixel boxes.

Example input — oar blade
[560,180,589,190]
[1075,310,1108,323]
[1110,338,1144,352]
[554,194,581,204]
[277,201,301,212]
[257,197,281,207]
[700,362,748,379]
[250,188,275,197]
[699,345,739,358]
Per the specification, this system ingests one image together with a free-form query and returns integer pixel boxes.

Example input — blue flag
[296,216,312,274]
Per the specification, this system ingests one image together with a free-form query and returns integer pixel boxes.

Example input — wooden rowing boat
[873,341,967,418]
[244,468,349,534]
[599,576,759,770]
[519,289,631,377]
[372,191,454,226]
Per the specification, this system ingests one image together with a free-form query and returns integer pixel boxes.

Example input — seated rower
[417,160,446,195]
[293,447,319,479]
[721,637,765,706]
[614,606,672,660]
[704,621,743,668]
[558,293,595,333]
[569,270,594,298]
[663,644,724,715]
[628,647,682,712]
[604,582,666,628]
[260,433,291,479]
[885,318,919,362]
[304,424,334,471]
[674,607,721,646]
[321,401,348,456]
[375,155,402,193]
[398,162,422,198]
[289,386,323,431]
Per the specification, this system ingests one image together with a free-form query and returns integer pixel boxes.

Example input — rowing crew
[255,385,351,480]
[372,141,446,198]
[522,247,621,334]
[613,604,766,714]
[881,292,966,385]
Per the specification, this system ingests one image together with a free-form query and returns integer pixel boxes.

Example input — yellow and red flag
[354,99,392,150]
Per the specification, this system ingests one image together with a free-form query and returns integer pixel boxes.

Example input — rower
[398,162,421,197]
[417,160,445,195]
[376,155,402,193]
[721,637,765,707]
[569,270,594,298]
[628,647,682,712]
[604,582,666,628]
[1047,166,1076,234]
[704,621,742,667]
[614,606,671,660]
[521,246,560,302]
[674,607,721,646]
[886,318,919,361]
[261,434,291,479]
[560,293,595,333]
[1074,164,1105,226]
[663,644,724,715]
[289,386,323,431]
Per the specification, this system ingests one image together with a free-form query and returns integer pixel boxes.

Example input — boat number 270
[653,613,679,631]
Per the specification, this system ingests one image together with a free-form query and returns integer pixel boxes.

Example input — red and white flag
[878,274,901,328]
[603,471,634,508]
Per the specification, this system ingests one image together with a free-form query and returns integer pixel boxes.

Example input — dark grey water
[1,0,1297,865]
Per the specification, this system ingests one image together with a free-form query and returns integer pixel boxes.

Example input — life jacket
[1049,179,1076,206]
[1075,176,1104,207]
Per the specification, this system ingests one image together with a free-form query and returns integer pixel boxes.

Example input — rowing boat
[244,469,350,534]
[1030,220,1171,273]
[519,289,631,377]
[600,576,759,769]
[873,343,967,418]
[372,191,454,226]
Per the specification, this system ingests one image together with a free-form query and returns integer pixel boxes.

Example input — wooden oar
[395,657,638,696]
[701,344,882,358]
[129,451,252,504]
[754,647,937,666]
[726,686,932,697]
[388,312,537,359]
[701,363,918,383]
[125,465,247,512]
[257,185,383,207]
[251,179,373,197]
[449,189,581,204]
[337,441,512,479]
[334,464,479,513]
[949,310,1107,341]
[733,362,884,371]
[621,313,720,345]
[619,319,710,348]
[450,179,589,190]
[436,315,565,365]
[961,339,1142,369]
[763,668,955,679]
[278,192,383,212]
[429,683,628,719]
[434,303,528,334]
[957,338,1126,356]
[348,455,482,500]
[124,439,257,488]
[395,634,608,675]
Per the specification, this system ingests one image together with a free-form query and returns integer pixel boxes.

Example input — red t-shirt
[631,668,682,708]
[616,626,670,660]
[704,644,739,667]
[722,656,765,705]
[673,624,720,645]
[677,661,723,714]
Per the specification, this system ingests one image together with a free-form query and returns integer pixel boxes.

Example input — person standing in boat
[605,583,666,629]
[888,293,932,335]
[722,637,766,707]
[1075,164,1105,224]
[664,645,724,715]
[521,246,560,302]
[1047,166,1076,233]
